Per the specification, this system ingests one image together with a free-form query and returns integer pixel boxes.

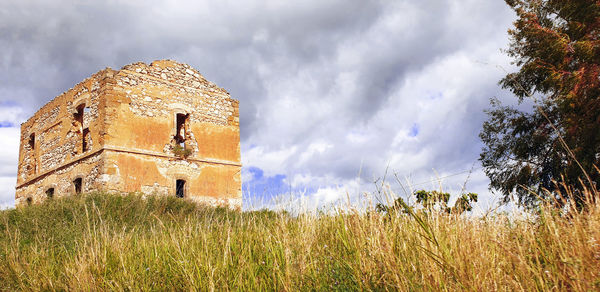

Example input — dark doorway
[46,188,55,198]
[176,179,186,198]
[73,178,83,194]
[26,197,32,205]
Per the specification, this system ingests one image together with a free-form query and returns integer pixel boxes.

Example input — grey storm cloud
[0,0,517,208]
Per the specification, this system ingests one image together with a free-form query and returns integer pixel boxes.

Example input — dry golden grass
[0,191,599,290]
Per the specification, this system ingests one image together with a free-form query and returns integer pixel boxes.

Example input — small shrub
[172,144,192,158]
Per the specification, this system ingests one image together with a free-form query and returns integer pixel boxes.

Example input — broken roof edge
[21,59,238,127]
[20,67,117,127]
[119,59,232,96]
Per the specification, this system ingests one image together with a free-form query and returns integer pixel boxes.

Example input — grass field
[0,192,599,291]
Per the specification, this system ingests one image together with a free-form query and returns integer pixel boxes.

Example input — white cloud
[298,141,333,165]
[0,177,16,210]
[242,145,298,178]
[0,103,26,126]
[0,127,19,207]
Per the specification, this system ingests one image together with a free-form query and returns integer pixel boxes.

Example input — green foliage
[172,144,192,158]
[454,193,478,213]
[376,190,478,215]
[415,190,451,210]
[480,0,600,208]
[376,196,412,214]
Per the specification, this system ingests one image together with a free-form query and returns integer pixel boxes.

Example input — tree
[480,0,600,208]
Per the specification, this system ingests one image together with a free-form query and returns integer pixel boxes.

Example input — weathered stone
[15,60,242,209]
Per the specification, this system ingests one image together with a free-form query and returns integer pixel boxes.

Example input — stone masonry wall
[15,153,104,206]
[119,61,239,127]
[16,60,241,208]
[16,68,112,204]
[101,60,241,207]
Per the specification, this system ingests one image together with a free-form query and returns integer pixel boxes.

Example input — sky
[0,0,519,211]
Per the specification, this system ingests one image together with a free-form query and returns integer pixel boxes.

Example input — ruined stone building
[15,60,241,208]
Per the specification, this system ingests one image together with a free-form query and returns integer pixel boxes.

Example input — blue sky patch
[243,166,289,202]
[409,123,419,137]
[0,100,20,107]
[0,121,14,128]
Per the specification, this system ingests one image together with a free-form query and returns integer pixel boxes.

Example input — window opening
[74,104,85,127]
[74,104,91,153]
[73,178,83,194]
[82,128,90,152]
[176,179,186,198]
[175,113,188,147]
[26,197,32,205]
[46,188,55,198]
[28,133,36,174]
[28,133,35,150]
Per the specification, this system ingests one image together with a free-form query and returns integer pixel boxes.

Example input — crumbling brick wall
[15,60,242,208]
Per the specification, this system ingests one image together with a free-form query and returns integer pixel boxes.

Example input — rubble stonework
[16,60,242,208]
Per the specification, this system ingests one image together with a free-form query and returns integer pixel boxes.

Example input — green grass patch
[0,192,599,290]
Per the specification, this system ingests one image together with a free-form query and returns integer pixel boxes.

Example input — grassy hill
[1,192,599,290]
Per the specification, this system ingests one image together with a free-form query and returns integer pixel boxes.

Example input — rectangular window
[29,133,35,150]
[82,128,90,152]
[73,178,83,194]
[176,179,186,198]
[28,133,36,174]
[74,104,84,127]
[175,113,188,147]
[73,104,92,154]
